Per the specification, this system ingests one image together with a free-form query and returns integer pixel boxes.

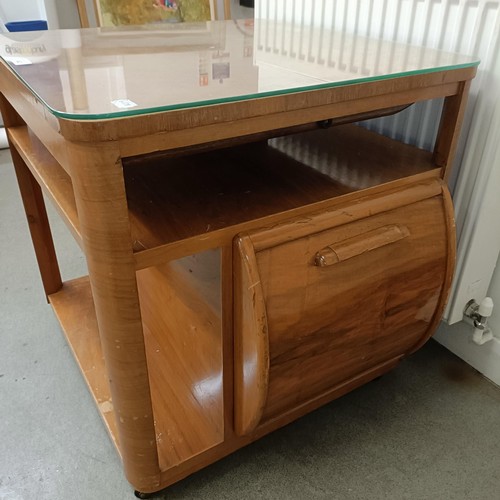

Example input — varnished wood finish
[56,68,475,144]
[131,170,442,271]
[121,104,410,164]
[249,179,443,251]
[233,236,270,436]
[9,144,62,297]
[48,271,403,491]
[8,126,82,249]
[434,80,472,181]
[116,81,463,155]
[136,252,224,469]
[235,192,452,423]
[0,32,476,494]
[66,141,161,491]
[49,277,119,450]
[220,244,235,440]
[0,66,68,172]
[409,184,457,354]
[157,355,402,490]
[0,95,62,298]
[314,224,410,267]
[124,123,437,267]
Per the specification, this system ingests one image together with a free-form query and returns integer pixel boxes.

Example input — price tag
[111,99,138,109]
[5,57,32,66]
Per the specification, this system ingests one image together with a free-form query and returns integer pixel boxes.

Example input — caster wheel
[134,491,154,499]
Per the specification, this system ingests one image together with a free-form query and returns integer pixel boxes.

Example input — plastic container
[5,20,48,32]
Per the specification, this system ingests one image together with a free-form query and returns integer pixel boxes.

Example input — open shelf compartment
[8,126,82,248]
[7,122,439,272]
[137,248,224,469]
[124,123,439,267]
[49,246,225,473]
[49,277,120,451]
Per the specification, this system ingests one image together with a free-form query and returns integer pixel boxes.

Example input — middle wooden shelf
[8,121,440,272]
[125,123,439,269]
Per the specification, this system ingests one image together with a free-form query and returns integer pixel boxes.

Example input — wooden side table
[0,21,478,495]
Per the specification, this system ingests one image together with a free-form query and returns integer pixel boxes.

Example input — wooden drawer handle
[315,224,410,267]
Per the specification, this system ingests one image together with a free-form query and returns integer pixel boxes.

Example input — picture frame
[77,0,230,28]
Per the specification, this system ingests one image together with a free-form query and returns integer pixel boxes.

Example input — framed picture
[89,0,217,27]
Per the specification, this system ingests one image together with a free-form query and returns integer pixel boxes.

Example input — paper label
[111,99,138,109]
[5,57,32,66]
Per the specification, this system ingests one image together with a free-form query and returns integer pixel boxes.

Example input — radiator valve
[464,297,494,345]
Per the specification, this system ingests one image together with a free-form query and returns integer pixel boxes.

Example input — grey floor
[1,141,500,500]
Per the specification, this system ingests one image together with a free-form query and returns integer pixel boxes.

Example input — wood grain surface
[233,236,270,436]
[136,251,224,469]
[0,38,475,494]
[235,193,453,425]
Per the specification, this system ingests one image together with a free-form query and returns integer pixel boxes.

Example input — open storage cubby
[8,126,82,247]
[9,121,438,273]
[136,249,224,470]
[123,122,439,268]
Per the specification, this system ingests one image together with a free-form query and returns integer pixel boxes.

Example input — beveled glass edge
[16,60,479,121]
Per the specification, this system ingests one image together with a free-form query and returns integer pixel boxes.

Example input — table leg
[434,80,472,181]
[9,144,62,298]
[0,91,63,299]
[67,140,161,492]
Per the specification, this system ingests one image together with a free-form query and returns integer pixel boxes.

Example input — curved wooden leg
[67,141,160,491]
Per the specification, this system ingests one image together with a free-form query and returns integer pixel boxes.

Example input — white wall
[488,258,500,335]
[55,2,81,29]
[434,257,500,385]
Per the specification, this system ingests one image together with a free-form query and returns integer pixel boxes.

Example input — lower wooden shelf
[50,270,225,474]
[48,272,411,491]
[49,277,119,451]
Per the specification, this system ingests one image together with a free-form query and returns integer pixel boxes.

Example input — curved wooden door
[233,182,455,433]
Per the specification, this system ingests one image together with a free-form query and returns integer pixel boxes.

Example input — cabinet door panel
[234,190,454,432]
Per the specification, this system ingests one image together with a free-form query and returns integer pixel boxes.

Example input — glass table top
[0,19,479,120]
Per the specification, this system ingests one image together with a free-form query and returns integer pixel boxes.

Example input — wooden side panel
[409,184,456,353]
[136,251,224,470]
[233,236,270,436]
[241,196,451,422]
[434,80,472,181]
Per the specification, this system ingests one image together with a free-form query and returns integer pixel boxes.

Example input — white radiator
[255,0,500,324]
